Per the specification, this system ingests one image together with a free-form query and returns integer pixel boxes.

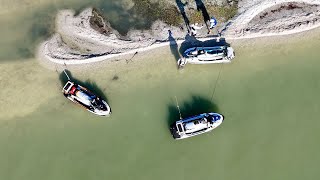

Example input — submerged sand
[5,26,320,120]
[4,35,320,179]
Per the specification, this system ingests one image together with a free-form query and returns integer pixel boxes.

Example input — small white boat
[178,46,235,68]
[62,71,111,116]
[170,112,223,140]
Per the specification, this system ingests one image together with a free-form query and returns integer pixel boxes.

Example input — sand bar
[37,0,320,65]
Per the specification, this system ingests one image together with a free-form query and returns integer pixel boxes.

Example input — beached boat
[62,72,111,116]
[178,46,235,68]
[170,112,223,140]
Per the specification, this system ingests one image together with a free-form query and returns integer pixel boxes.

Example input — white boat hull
[63,81,111,116]
[170,113,224,140]
[66,95,111,116]
[186,57,232,64]
[178,46,235,67]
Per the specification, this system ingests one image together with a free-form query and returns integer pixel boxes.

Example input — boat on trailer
[178,46,235,68]
[170,112,223,140]
[62,71,111,116]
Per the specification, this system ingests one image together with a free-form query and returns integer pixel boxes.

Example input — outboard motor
[177,58,187,69]
[226,47,235,60]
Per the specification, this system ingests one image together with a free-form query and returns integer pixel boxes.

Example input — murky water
[1,0,320,180]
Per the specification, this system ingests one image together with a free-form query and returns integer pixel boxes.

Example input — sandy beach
[37,0,320,66]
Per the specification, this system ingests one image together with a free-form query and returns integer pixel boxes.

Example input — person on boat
[191,50,198,55]
[177,58,187,69]
[190,23,203,36]
[197,49,204,55]
[201,117,207,123]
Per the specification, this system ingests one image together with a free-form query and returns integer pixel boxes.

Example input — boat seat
[70,86,77,95]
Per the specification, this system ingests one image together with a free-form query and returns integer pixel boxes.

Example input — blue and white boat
[170,112,223,140]
[177,46,235,68]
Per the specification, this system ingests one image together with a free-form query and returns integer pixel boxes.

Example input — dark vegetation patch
[260,12,268,19]
[259,3,310,19]
[112,75,119,81]
[270,3,303,13]
[188,3,238,24]
[89,1,239,36]
[89,8,113,36]
[131,0,183,26]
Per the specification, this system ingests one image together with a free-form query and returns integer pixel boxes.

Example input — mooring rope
[126,51,138,64]
[210,63,224,102]
[175,96,183,120]
[54,64,63,89]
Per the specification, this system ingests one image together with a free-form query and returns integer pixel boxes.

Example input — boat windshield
[76,91,93,100]
[197,50,205,55]
[191,50,198,55]
[177,124,184,132]
[84,90,96,98]
[192,118,207,124]
[92,98,107,110]
[188,49,205,56]
[207,49,223,55]
[209,115,221,122]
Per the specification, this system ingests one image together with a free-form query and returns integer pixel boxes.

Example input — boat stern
[62,81,74,94]
[226,47,235,60]
[170,124,180,139]
[170,122,184,139]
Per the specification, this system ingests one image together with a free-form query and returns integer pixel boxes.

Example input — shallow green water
[0,0,161,61]
[1,34,320,179]
[1,1,320,179]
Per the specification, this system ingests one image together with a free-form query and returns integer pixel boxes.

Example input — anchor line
[54,64,63,89]
[175,96,183,120]
[210,63,224,102]
[63,61,68,69]
[126,51,138,64]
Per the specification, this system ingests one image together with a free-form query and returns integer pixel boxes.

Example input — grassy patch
[209,5,238,22]
[188,10,203,24]
[188,4,238,24]
[158,5,183,26]
[132,0,183,26]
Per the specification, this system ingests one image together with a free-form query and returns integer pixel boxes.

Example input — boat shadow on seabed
[58,70,109,103]
[168,30,181,63]
[166,95,220,128]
